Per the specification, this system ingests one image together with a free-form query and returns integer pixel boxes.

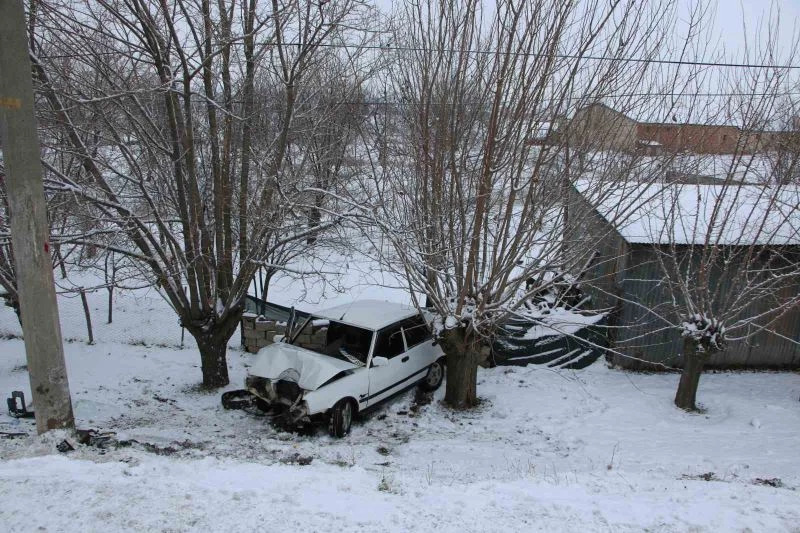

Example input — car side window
[373,325,405,359]
[401,316,432,349]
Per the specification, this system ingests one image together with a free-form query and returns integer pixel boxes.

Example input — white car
[244,300,446,437]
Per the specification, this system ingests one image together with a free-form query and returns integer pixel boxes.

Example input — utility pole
[0,0,74,433]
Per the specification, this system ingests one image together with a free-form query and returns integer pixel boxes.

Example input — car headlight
[245,375,274,399]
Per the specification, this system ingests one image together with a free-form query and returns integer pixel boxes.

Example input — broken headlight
[245,375,274,400]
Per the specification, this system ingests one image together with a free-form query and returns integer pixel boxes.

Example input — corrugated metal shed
[567,185,800,370]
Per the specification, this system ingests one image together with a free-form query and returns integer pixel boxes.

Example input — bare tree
[344,0,691,407]
[634,21,800,410]
[31,0,376,387]
[290,59,369,244]
[0,159,84,324]
[648,179,800,410]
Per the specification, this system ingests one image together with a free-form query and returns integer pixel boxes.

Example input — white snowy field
[1,335,799,532]
[0,267,799,532]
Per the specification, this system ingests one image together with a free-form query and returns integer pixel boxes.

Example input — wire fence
[0,282,198,349]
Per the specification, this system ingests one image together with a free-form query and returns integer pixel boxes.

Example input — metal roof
[575,179,800,246]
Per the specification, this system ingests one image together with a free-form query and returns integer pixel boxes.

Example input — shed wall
[568,194,800,369]
[608,246,800,369]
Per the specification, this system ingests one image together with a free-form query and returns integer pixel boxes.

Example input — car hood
[249,343,359,390]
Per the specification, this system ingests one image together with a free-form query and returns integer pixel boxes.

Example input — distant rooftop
[575,180,800,246]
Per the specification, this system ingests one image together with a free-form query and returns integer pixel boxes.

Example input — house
[565,180,800,369]
[552,103,638,152]
[564,103,639,152]
[637,122,745,154]
[545,103,782,156]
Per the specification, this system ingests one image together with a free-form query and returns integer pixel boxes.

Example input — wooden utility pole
[0,0,74,433]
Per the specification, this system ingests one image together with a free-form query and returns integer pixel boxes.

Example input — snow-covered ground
[2,342,799,531]
[0,271,799,532]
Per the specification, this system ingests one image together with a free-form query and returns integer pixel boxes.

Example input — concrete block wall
[241,314,328,354]
[241,313,287,353]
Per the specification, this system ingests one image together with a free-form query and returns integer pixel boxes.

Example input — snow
[1,268,799,531]
[681,314,726,352]
[264,243,416,313]
[0,270,192,347]
[1,333,799,531]
[314,299,420,330]
[522,307,606,339]
[576,179,800,245]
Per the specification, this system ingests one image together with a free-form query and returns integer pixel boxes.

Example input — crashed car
[244,300,445,437]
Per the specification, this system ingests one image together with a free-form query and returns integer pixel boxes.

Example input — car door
[366,322,413,407]
[399,315,438,378]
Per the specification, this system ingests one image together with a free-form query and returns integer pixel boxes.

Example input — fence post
[79,288,94,345]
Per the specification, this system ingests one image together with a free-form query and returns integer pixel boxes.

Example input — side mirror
[272,334,285,343]
[371,356,389,367]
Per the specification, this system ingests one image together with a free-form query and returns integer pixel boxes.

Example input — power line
[37,40,800,70]
[353,92,800,105]
[292,41,800,71]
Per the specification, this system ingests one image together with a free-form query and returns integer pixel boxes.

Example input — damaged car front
[244,317,372,432]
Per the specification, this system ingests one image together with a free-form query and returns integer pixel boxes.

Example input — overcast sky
[374,0,800,64]
[710,0,799,62]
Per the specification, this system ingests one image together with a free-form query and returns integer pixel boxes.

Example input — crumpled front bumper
[245,375,309,424]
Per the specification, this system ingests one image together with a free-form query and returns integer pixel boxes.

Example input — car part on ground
[221,389,261,411]
[6,391,34,419]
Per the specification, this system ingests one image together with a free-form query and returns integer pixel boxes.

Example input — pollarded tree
[350,0,696,407]
[31,0,376,387]
[651,179,800,411]
[643,25,800,411]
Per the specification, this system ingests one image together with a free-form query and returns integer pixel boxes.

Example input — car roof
[314,300,422,331]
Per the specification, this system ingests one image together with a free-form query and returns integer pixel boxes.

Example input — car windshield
[290,317,373,366]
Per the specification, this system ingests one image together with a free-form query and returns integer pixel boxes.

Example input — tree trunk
[196,334,230,388]
[187,309,242,388]
[10,297,22,328]
[307,192,324,245]
[307,206,321,245]
[54,245,67,279]
[440,327,479,409]
[675,338,705,411]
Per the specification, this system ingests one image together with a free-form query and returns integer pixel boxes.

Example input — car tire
[221,389,257,410]
[329,398,355,438]
[419,358,445,392]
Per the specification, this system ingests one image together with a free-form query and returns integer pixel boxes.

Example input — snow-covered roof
[314,300,420,330]
[575,180,800,246]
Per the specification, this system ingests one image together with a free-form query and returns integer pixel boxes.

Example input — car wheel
[419,358,445,392]
[329,398,354,438]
